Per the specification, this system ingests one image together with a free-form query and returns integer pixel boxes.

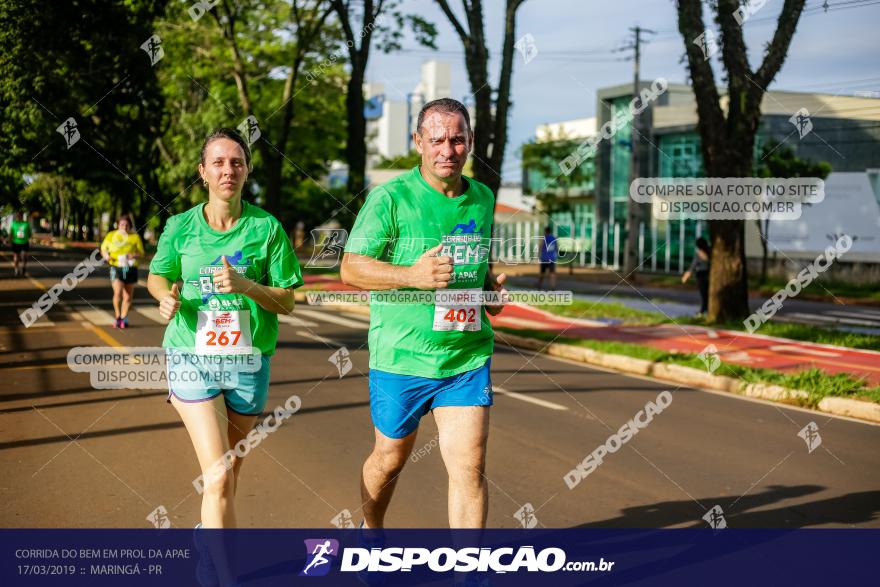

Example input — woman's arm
[147,273,181,320]
[241,283,296,315]
[211,256,295,314]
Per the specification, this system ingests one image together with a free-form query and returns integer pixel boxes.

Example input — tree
[521,132,593,217]
[0,0,169,229]
[195,0,339,219]
[330,0,436,203]
[434,0,528,199]
[754,139,831,283]
[374,149,422,170]
[676,0,806,322]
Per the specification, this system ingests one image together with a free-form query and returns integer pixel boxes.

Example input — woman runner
[100,214,145,328]
[147,128,302,529]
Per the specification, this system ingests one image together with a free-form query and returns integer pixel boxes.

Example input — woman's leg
[121,282,135,320]
[170,394,237,528]
[111,278,123,320]
[224,408,259,497]
[696,271,710,314]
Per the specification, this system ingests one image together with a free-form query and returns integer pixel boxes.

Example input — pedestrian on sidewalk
[682,236,711,316]
[100,214,145,328]
[538,225,558,290]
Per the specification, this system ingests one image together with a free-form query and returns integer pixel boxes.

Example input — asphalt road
[1,248,878,529]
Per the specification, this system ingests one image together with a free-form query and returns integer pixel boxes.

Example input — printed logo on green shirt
[442,219,489,286]
[188,249,252,304]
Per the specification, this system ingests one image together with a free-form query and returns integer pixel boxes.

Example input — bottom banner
[2,528,876,586]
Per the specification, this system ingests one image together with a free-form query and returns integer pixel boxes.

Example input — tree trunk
[263,152,283,220]
[345,66,367,202]
[757,218,769,284]
[703,142,755,322]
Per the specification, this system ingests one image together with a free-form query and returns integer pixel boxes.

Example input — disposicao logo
[300,539,339,577]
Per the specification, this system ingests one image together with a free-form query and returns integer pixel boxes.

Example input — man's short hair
[416,98,472,135]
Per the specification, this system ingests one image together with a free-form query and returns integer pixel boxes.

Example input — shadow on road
[577,484,880,527]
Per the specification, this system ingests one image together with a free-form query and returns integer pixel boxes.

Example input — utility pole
[622,25,655,276]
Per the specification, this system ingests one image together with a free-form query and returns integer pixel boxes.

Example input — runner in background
[147,128,302,530]
[100,214,145,328]
[538,225,558,290]
[10,210,32,277]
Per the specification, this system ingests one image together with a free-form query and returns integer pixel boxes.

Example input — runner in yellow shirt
[100,214,145,328]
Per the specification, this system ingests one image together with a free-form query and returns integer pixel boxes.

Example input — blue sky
[368,0,880,182]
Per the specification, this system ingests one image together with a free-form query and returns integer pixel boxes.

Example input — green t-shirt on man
[345,166,495,378]
[11,220,31,244]
[149,201,303,357]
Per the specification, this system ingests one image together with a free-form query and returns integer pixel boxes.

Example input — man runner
[341,97,507,529]
[10,211,32,277]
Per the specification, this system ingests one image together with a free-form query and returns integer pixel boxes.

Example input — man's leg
[549,263,557,290]
[434,405,490,528]
[361,428,418,528]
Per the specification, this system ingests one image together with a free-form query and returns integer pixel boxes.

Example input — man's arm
[483,269,508,316]
[340,245,452,291]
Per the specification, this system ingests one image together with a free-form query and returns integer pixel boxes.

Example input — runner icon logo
[798,422,822,453]
[146,505,171,529]
[300,539,339,577]
[703,505,727,530]
[329,347,352,378]
[697,344,721,374]
[514,503,539,529]
[330,509,355,529]
[451,219,482,235]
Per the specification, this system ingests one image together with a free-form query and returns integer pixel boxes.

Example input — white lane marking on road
[785,312,879,327]
[492,386,569,411]
[295,330,344,347]
[827,310,880,322]
[768,344,840,358]
[74,308,116,326]
[134,306,168,324]
[16,308,55,327]
[278,314,320,328]
[294,308,369,329]
[338,311,371,323]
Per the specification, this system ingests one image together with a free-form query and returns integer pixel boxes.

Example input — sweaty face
[415,110,472,182]
[199,138,249,200]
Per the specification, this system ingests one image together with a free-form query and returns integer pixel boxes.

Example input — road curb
[494,331,880,425]
[817,396,880,422]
